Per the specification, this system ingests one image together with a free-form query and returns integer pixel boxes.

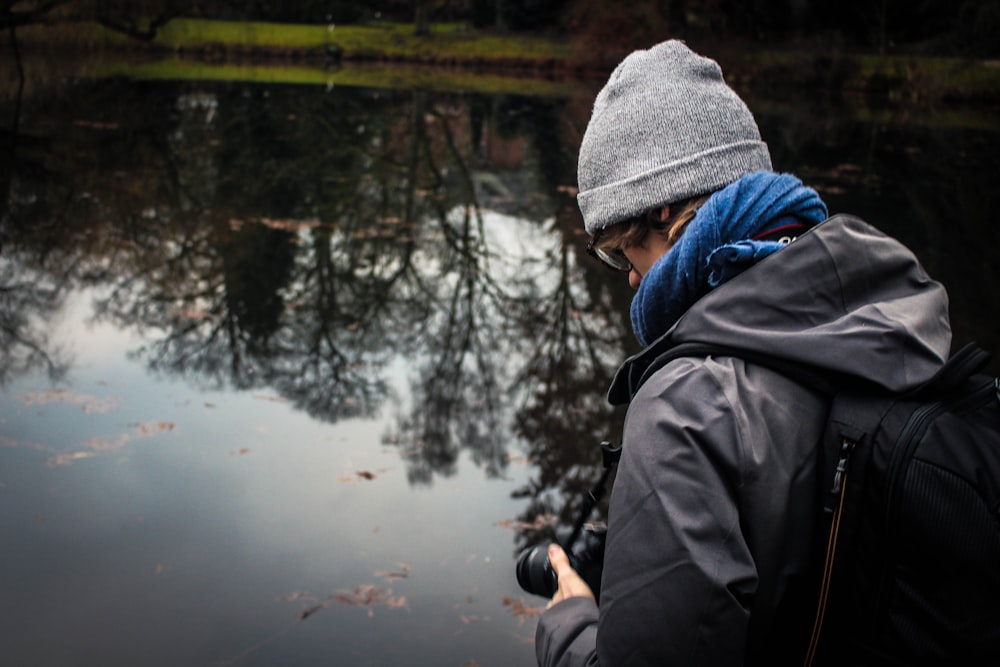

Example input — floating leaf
[330,584,408,615]
[16,389,121,414]
[135,421,176,436]
[339,468,390,483]
[47,451,98,466]
[252,394,287,403]
[331,594,357,605]
[495,514,556,533]
[45,421,176,466]
[503,597,544,625]
[374,563,410,581]
[298,605,324,620]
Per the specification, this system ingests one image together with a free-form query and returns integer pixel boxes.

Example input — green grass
[94,57,581,97]
[21,18,575,65]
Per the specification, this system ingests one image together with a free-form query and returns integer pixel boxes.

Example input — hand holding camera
[515,441,620,605]
[515,523,607,602]
[545,543,597,607]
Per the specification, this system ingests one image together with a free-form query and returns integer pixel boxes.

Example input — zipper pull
[825,437,855,513]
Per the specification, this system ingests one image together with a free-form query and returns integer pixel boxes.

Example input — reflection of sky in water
[0,278,541,665]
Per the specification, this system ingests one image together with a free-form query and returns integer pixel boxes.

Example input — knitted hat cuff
[579,140,772,236]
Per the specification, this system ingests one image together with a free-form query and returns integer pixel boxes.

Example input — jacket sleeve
[536,358,756,667]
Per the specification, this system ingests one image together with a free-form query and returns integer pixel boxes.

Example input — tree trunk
[415,0,430,35]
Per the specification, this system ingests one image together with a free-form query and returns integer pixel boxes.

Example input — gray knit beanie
[578,40,772,236]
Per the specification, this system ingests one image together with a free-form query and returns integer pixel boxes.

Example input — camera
[515,524,607,601]
[514,440,620,603]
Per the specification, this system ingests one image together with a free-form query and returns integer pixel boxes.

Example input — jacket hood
[609,214,952,404]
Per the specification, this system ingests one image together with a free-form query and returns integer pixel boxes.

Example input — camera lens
[515,543,557,598]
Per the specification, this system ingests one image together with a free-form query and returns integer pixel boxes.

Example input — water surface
[2,52,997,666]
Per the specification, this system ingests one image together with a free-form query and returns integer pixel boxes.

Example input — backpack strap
[916,342,992,395]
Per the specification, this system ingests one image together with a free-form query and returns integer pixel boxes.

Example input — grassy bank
[17,18,578,71]
[92,58,583,97]
[12,17,1000,104]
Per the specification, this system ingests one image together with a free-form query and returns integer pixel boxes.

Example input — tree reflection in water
[0,76,630,544]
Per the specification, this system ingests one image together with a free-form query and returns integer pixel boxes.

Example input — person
[534,40,951,666]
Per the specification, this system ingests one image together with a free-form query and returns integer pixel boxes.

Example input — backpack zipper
[884,401,944,521]
[876,380,997,613]
[885,381,996,517]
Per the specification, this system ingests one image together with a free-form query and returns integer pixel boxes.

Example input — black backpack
[642,341,1000,666]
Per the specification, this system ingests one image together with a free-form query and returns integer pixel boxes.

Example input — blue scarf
[630,171,828,346]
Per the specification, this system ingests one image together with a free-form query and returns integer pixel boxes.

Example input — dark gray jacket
[536,215,952,666]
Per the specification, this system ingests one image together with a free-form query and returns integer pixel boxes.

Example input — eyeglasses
[586,228,633,272]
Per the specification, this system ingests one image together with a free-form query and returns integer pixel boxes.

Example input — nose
[628,268,642,290]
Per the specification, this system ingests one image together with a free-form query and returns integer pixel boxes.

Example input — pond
[1,50,998,666]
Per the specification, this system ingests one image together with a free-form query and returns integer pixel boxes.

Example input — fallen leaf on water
[135,421,176,436]
[277,591,311,602]
[252,394,287,403]
[329,584,408,615]
[16,389,121,414]
[339,469,390,483]
[331,594,357,605]
[0,435,50,453]
[298,605,324,620]
[85,436,119,453]
[47,451,98,466]
[503,597,544,625]
[495,514,556,533]
[45,421,177,466]
[374,563,410,581]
